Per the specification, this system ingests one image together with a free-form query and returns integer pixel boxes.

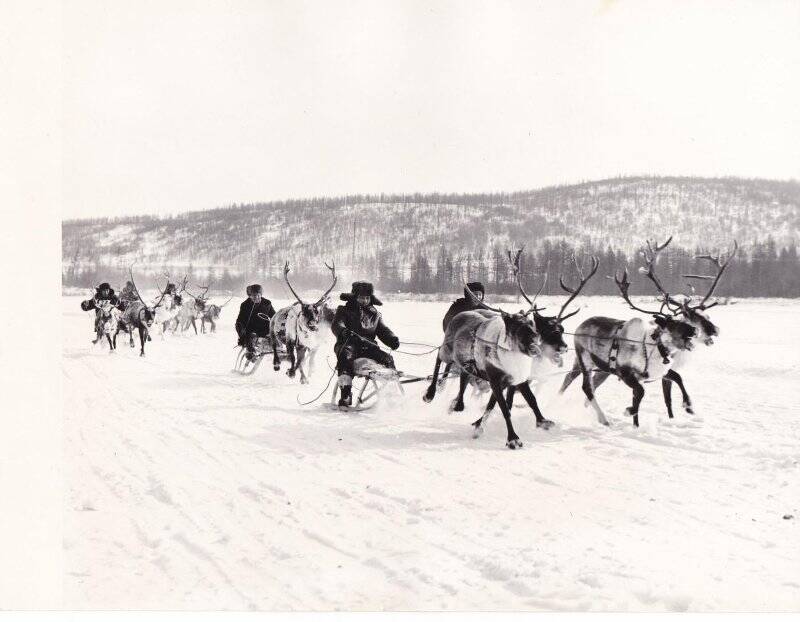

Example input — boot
[338,384,352,408]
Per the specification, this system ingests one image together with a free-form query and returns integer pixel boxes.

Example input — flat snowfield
[62,295,799,611]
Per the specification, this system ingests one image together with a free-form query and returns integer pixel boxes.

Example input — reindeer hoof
[506,438,523,449]
[286,370,295,378]
[422,392,434,403]
[684,403,694,415]
[273,365,280,371]
[449,399,464,412]
[536,419,554,430]
[300,377,309,385]
[139,352,145,357]
[471,425,484,439]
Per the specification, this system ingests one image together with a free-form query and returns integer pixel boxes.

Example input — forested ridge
[63,176,800,297]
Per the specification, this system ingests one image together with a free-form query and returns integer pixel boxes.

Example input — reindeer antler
[638,236,683,315]
[613,268,667,316]
[464,281,506,315]
[683,240,738,309]
[283,261,305,305]
[218,292,234,308]
[315,259,337,306]
[558,255,599,320]
[185,283,210,301]
[506,248,547,311]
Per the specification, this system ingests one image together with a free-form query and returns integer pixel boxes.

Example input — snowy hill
[62,176,800,294]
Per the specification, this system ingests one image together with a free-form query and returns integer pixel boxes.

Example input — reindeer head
[614,267,697,353]
[283,259,337,333]
[507,249,598,366]
[678,303,717,345]
[639,237,737,347]
[502,311,540,357]
[653,315,697,352]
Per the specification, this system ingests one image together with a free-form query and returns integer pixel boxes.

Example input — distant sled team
[79,236,737,448]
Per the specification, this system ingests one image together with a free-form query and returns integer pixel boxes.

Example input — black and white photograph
[2,0,799,614]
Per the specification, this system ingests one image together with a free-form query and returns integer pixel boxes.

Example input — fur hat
[246,284,263,296]
[340,281,382,306]
[98,282,111,291]
[464,281,484,298]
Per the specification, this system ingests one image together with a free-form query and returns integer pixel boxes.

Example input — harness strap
[608,328,621,372]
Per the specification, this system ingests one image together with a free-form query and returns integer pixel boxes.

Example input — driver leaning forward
[332,281,400,408]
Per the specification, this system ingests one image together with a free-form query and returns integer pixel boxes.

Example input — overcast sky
[62,0,800,219]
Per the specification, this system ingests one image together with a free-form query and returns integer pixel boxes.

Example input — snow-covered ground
[61,295,800,611]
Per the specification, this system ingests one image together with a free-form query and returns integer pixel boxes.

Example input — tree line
[64,237,800,298]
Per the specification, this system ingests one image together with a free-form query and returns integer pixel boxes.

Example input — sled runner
[233,338,287,375]
[330,357,408,411]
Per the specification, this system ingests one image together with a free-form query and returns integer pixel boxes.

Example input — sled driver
[331,281,400,408]
[80,282,120,339]
[235,284,276,360]
[442,281,485,331]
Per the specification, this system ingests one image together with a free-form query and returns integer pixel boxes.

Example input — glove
[387,336,400,350]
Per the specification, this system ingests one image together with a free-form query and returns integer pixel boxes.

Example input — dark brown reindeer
[114,268,168,356]
[558,248,698,427]
[270,260,337,383]
[471,251,599,437]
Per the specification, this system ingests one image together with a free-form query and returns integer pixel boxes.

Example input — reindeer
[92,298,121,351]
[270,260,338,384]
[200,293,233,333]
[472,251,600,433]
[558,247,698,428]
[421,283,542,449]
[641,239,739,418]
[179,283,210,335]
[154,274,187,336]
[114,268,168,356]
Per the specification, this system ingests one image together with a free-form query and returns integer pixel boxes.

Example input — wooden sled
[233,338,286,375]
[330,357,409,411]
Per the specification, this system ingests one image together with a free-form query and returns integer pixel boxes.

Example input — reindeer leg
[450,372,469,412]
[620,370,645,428]
[297,347,308,384]
[191,318,197,335]
[423,356,443,402]
[438,361,453,388]
[308,348,317,378]
[662,377,675,418]
[559,358,582,394]
[210,318,216,333]
[491,378,522,449]
[271,335,281,371]
[506,385,516,408]
[139,326,146,356]
[286,342,297,378]
[517,382,554,429]
[471,390,497,438]
[106,333,114,351]
[665,369,693,415]
[579,355,610,426]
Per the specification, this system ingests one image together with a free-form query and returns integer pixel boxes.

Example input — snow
[61,295,800,611]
